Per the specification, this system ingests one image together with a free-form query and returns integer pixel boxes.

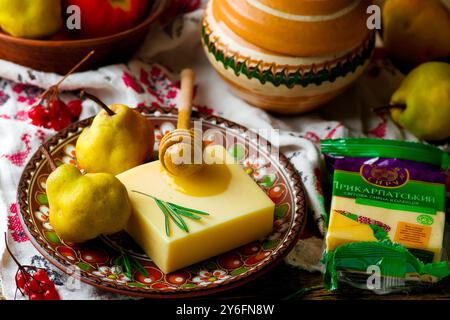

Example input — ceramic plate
[17,106,306,298]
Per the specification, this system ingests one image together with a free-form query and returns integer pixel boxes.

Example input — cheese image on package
[321,139,448,263]
[117,145,275,273]
[327,197,446,262]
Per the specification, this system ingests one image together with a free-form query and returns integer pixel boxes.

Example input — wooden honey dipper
[159,69,203,177]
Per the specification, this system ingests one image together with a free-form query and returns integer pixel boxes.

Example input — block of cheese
[327,196,446,262]
[116,146,275,273]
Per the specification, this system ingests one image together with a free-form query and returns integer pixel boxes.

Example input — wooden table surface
[1,263,449,300]
[209,262,450,300]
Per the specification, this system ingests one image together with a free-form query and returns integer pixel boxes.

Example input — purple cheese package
[320,138,450,293]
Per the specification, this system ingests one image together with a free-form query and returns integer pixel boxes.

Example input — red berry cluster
[28,99,82,131]
[5,233,60,300]
[15,268,60,300]
[27,51,95,131]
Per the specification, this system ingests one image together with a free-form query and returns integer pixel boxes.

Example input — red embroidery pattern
[12,83,41,106]
[2,130,45,167]
[139,69,150,86]
[14,110,28,121]
[368,114,388,138]
[167,90,177,99]
[3,133,32,167]
[325,123,343,139]
[136,66,182,107]
[122,72,145,94]
[313,168,324,197]
[7,203,29,243]
[0,90,9,106]
[123,66,182,108]
[194,104,214,115]
[304,131,321,145]
[35,129,46,142]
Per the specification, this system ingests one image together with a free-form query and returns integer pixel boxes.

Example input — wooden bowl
[0,0,168,75]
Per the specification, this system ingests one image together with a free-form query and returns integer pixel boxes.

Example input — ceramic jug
[202,0,375,114]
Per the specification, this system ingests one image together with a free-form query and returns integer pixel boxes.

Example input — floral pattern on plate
[17,106,306,298]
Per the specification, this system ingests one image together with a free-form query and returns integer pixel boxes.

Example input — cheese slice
[326,212,377,250]
[116,146,275,273]
[326,196,445,262]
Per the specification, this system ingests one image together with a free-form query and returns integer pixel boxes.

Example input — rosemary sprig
[154,198,172,235]
[168,202,210,216]
[122,254,133,279]
[165,202,189,232]
[173,207,202,220]
[129,256,149,277]
[131,190,210,237]
[115,253,149,278]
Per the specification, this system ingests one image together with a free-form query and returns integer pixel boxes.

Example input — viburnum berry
[31,118,43,126]
[15,270,27,290]
[59,114,72,129]
[29,292,45,301]
[28,104,49,124]
[43,288,60,300]
[5,234,61,301]
[66,100,82,120]
[43,121,53,129]
[52,114,72,131]
[29,98,81,130]
[34,270,54,290]
[34,269,51,283]
[27,278,41,293]
[48,100,66,120]
[28,51,93,131]
[30,98,82,130]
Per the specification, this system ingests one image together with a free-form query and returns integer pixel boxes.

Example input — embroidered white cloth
[0,7,418,299]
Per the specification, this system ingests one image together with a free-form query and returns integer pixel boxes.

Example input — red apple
[65,0,151,39]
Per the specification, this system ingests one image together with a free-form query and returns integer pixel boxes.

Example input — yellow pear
[47,164,131,243]
[383,0,450,68]
[76,98,154,175]
[389,62,450,141]
[0,0,62,39]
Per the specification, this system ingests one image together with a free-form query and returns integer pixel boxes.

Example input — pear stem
[372,104,407,113]
[40,146,57,172]
[79,90,115,116]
